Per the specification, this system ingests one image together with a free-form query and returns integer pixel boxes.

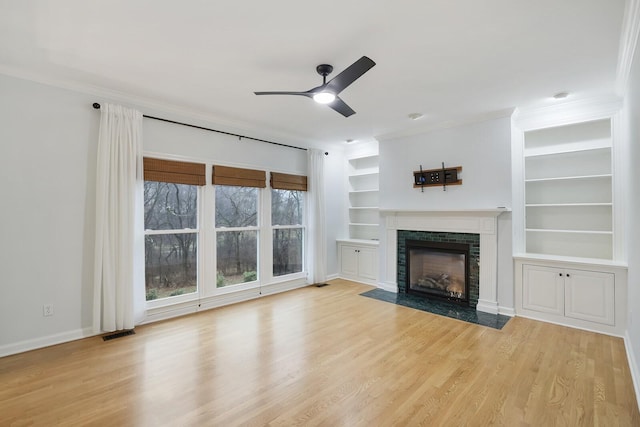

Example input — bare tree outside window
[215,185,258,286]
[144,181,198,300]
[272,189,304,276]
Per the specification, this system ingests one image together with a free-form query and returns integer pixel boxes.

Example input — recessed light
[553,92,569,99]
[408,113,424,120]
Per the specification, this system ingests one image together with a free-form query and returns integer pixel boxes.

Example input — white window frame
[213,184,261,291]
[270,187,306,280]
[144,182,202,309]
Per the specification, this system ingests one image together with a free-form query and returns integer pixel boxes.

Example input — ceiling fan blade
[254,91,313,97]
[325,56,376,95]
[328,97,356,117]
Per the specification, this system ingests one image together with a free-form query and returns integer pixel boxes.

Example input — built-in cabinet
[337,240,378,285]
[512,98,628,336]
[337,144,380,287]
[522,264,615,325]
[348,154,379,240]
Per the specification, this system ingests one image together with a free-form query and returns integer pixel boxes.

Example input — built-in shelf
[349,171,379,178]
[349,189,379,193]
[525,174,612,183]
[526,203,612,207]
[524,138,611,157]
[512,104,627,336]
[526,228,613,235]
[347,153,380,240]
[520,117,615,261]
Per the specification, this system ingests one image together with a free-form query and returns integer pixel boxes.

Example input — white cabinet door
[340,245,359,277]
[522,264,564,315]
[564,269,615,325]
[338,243,378,284]
[357,247,377,281]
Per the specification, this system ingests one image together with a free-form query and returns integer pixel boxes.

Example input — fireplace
[397,230,480,307]
[384,210,506,314]
[406,240,469,304]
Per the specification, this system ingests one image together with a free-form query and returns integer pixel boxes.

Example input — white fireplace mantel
[381,208,509,315]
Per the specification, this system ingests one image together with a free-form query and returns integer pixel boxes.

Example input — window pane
[216,230,258,286]
[145,233,197,300]
[144,181,197,230]
[273,228,303,276]
[215,185,258,227]
[271,189,304,225]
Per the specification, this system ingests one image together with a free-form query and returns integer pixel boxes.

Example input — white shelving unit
[512,98,628,336]
[347,154,379,240]
[523,119,613,260]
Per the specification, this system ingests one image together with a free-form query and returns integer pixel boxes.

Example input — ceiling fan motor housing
[316,64,334,77]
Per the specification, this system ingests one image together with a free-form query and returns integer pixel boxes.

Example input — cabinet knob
[559,273,563,277]
[566,273,570,277]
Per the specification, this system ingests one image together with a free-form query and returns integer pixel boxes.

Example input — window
[143,157,204,302]
[272,189,305,276]
[215,185,259,286]
[212,165,266,287]
[142,159,308,306]
[144,181,198,300]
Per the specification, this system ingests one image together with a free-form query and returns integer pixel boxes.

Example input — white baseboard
[142,279,308,325]
[476,299,499,315]
[498,306,516,317]
[377,281,397,292]
[325,273,339,281]
[0,327,96,358]
[624,330,640,412]
[260,278,308,296]
[2,280,310,357]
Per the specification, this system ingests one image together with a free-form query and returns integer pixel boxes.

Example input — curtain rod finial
[93,103,101,109]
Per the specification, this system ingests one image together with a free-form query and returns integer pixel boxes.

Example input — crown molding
[375,108,514,142]
[511,94,623,131]
[617,0,640,94]
[0,65,313,148]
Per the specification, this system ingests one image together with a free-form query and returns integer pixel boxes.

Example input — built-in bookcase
[512,98,628,336]
[347,154,379,240]
[523,119,613,260]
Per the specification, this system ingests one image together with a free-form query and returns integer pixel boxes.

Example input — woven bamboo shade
[212,165,266,188]
[270,172,308,191]
[144,158,206,186]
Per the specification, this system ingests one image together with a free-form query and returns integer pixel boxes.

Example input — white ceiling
[0,0,626,150]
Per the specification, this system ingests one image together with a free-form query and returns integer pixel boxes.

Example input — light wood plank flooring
[1,279,638,426]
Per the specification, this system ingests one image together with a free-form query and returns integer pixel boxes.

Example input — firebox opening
[406,240,470,305]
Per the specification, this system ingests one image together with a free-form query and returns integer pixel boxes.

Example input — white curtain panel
[307,149,327,284]
[93,103,143,333]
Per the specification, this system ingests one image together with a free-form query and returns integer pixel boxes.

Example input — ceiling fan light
[313,92,336,104]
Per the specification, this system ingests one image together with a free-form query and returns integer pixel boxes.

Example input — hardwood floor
[1,279,638,426]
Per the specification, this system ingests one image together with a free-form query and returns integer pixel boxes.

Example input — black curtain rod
[92,103,314,153]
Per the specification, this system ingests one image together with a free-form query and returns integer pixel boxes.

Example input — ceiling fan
[254,56,376,117]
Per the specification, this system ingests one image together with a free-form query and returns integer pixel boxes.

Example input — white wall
[0,73,342,355]
[143,117,307,173]
[0,75,98,352]
[377,117,514,310]
[625,34,640,401]
[378,118,511,211]
[323,148,347,276]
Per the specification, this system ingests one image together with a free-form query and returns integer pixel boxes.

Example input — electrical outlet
[43,304,54,317]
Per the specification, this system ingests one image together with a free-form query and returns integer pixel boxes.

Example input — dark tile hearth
[360,288,510,330]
